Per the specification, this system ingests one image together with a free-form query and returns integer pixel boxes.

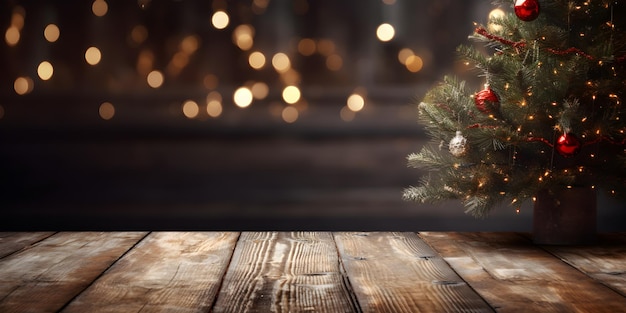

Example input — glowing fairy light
[44,24,60,42]
[182,100,199,118]
[85,47,102,65]
[233,24,254,50]
[212,11,229,29]
[92,0,108,17]
[13,76,33,95]
[206,101,222,117]
[5,26,20,46]
[405,55,423,72]
[248,51,266,69]
[346,94,365,112]
[282,86,301,104]
[147,70,164,88]
[376,23,395,42]
[37,61,54,80]
[233,87,253,108]
[272,53,291,73]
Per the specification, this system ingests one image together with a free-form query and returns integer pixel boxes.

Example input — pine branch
[407,146,453,172]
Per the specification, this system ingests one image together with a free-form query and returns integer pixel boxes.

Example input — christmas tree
[404,0,626,217]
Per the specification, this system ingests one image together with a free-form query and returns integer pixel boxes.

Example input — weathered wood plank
[541,233,626,297]
[0,232,56,259]
[333,232,493,313]
[62,232,239,313]
[0,232,147,313]
[420,232,626,312]
[212,232,358,313]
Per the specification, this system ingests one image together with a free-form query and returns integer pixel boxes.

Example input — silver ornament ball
[449,131,468,157]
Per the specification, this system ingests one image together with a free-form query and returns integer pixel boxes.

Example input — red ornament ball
[474,86,500,115]
[555,133,581,157]
[514,0,540,22]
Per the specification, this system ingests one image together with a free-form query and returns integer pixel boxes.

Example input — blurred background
[1,0,623,231]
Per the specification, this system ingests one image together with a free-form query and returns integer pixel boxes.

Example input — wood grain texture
[420,232,626,312]
[333,232,493,313]
[0,232,55,259]
[62,232,239,313]
[0,232,146,313]
[212,232,358,313]
[541,233,626,297]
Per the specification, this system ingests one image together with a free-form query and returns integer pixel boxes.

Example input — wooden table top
[1,232,625,312]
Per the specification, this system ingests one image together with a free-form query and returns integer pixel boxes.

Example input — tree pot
[533,186,597,245]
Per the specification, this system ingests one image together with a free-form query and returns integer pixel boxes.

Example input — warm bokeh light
[5,26,20,46]
[147,70,164,88]
[281,106,298,123]
[206,99,222,118]
[282,86,301,104]
[248,51,266,69]
[376,23,395,42]
[44,24,60,42]
[99,102,115,120]
[85,47,102,65]
[280,68,301,85]
[212,11,230,29]
[347,93,365,112]
[206,91,222,102]
[251,82,269,99]
[252,0,270,14]
[92,0,108,17]
[14,76,33,95]
[168,51,189,76]
[181,35,199,54]
[326,54,343,71]
[272,53,291,73]
[398,48,414,64]
[405,55,424,72]
[11,9,25,30]
[182,100,199,118]
[298,38,316,56]
[130,25,148,45]
[233,87,253,108]
[136,49,154,75]
[340,106,355,122]
[233,24,254,51]
[37,61,54,80]
[317,39,335,56]
[235,34,253,50]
